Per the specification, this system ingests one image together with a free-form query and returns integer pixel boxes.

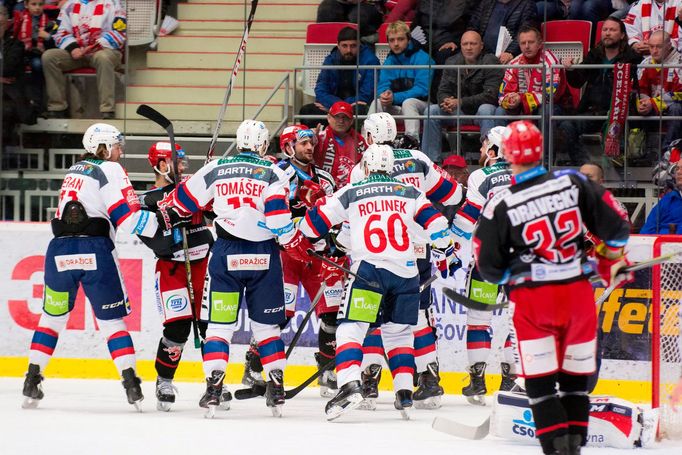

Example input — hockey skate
[551,434,582,455]
[358,364,381,410]
[325,380,364,421]
[155,377,178,412]
[241,341,266,387]
[499,362,524,393]
[22,364,44,409]
[219,385,233,411]
[199,370,225,419]
[462,362,487,406]
[315,352,337,398]
[265,369,285,417]
[121,368,144,412]
[413,362,444,409]
[394,389,413,420]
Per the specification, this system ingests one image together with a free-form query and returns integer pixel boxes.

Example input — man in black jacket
[420,31,503,162]
[468,0,538,64]
[555,17,642,165]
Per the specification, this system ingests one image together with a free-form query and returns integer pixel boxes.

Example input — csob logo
[512,410,536,438]
[7,255,143,332]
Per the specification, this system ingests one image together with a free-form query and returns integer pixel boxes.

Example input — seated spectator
[496,25,570,146]
[636,31,682,149]
[535,0,612,23]
[468,0,538,64]
[641,162,682,234]
[555,17,641,165]
[313,101,368,188]
[421,30,502,163]
[299,26,379,128]
[1,5,35,145]
[371,21,434,144]
[316,0,383,41]
[410,0,468,64]
[624,0,681,55]
[13,0,54,108]
[42,0,126,119]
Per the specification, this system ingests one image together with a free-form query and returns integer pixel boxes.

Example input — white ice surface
[2,377,681,455]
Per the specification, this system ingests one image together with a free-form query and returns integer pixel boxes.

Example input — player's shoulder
[315,166,336,186]
[481,187,512,220]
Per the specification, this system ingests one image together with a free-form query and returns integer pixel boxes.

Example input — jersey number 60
[364,213,409,253]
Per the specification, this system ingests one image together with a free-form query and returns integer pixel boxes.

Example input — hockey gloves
[432,242,462,279]
[298,180,327,208]
[282,230,314,263]
[313,254,346,285]
[157,203,192,231]
[595,243,633,288]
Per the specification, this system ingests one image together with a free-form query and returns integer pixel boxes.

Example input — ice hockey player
[299,143,458,421]
[348,112,463,410]
[450,126,519,405]
[22,123,161,410]
[156,119,313,417]
[137,141,217,411]
[474,120,632,454]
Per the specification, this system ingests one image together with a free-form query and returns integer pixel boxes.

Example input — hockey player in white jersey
[157,120,313,417]
[22,123,160,410]
[348,113,463,409]
[451,126,519,405]
[299,143,458,420]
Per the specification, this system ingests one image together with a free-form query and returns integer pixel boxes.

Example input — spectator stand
[301,22,355,96]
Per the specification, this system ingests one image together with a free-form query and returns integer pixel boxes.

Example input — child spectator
[13,0,53,107]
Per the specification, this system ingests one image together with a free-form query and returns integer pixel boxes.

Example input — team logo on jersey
[512,410,536,438]
[113,17,127,32]
[404,160,416,172]
[227,254,270,271]
[252,167,267,180]
[392,185,406,196]
[55,254,97,272]
[164,293,189,313]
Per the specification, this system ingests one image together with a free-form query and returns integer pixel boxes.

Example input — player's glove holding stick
[595,243,634,288]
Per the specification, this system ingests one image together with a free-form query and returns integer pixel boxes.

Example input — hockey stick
[205,0,259,164]
[136,104,201,349]
[432,416,491,440]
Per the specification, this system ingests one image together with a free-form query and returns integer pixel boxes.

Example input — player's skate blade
[200,370,225,418]
[325,381,364,421]
[219,386,232,410]
[466,395,486,406]
[357,398,377,410]
[121,368,144,412]
[22,397,41,409]
[265,369,285,418]
[414,395,442,409]
[22,363,44,409]
[205,405,217,419]
[155,377,177,412]
[394,389,413,420]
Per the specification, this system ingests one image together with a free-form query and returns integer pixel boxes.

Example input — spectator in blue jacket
[299,26,379,128]
[641,164,682,234]
[371,21,434,142]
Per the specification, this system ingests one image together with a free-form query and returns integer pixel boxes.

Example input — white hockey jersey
[55,158,158,240]
[624,0,681,47]
[300,173,452,278]
[170,153,297,243]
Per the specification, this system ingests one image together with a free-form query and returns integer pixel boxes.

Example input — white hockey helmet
[363,144,395,174]
[236,119,269,156]
[362,112,397,145]
[483,126,507,159]
[82,123,124,159]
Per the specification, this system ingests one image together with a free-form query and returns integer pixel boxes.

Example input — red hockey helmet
[147,141,185,168]
[502,121,543,165]
[279,124,317,156]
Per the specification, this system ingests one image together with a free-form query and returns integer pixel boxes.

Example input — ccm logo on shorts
[227,254,270,271]
[55,254,97,272]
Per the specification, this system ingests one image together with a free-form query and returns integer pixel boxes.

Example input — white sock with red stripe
[336,321,369,387]
[202,324,235,378]
[98,318,136,375]
[413,311,437,373]
[28,313,68,372]
[381,322,415,391]
[252,321,285,376]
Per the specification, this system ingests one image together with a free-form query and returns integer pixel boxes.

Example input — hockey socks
[413,326,437,373]
[361,328,385,369]
[257,337,286,375]
[382,323,415,392]
[107,331,137,374]
[28,313,68,372]
[203,337,230,377]
[529,395,569,454]
[336,342,363,387]
[155,337,185,380]
[466,324,492,365]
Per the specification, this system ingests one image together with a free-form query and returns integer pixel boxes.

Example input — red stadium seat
[595,20,604,47]
[302,23,357,95]
[306,22,357,44]
[541,20,592,56]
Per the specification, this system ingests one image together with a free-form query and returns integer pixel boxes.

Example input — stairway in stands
[118,0,319,136]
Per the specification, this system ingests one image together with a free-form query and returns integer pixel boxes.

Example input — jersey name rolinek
[358,199,407,216]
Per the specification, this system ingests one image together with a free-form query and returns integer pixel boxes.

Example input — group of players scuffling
[20,112,657,454]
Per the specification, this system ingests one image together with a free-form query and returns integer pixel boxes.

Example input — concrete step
[146,50,302,69]
[116,102,287,122]
[177,18,310,32]
[177,2,318,21]
[131,68,291,87]
[125,85,289,105]
[156,34,304,53]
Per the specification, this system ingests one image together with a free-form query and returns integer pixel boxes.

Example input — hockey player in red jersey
[300,143,458,421]
[473,121,632,454]
[137,141,217,411]
[22,123,161,410]
[156,120,313,417]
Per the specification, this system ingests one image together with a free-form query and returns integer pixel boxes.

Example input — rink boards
[0,222,669,402]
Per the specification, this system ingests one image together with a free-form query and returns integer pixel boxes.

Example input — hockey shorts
[154,257,208,324]
[337,260,419,326]
[509,279,597,378]
[43,236,129,321]
[201,237,286,326]
[281,250,343,318]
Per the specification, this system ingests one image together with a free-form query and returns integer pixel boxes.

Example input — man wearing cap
[137,142,216,412]
[299,26,380,128]
[313,100,368,188]
[438,154,469,221]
